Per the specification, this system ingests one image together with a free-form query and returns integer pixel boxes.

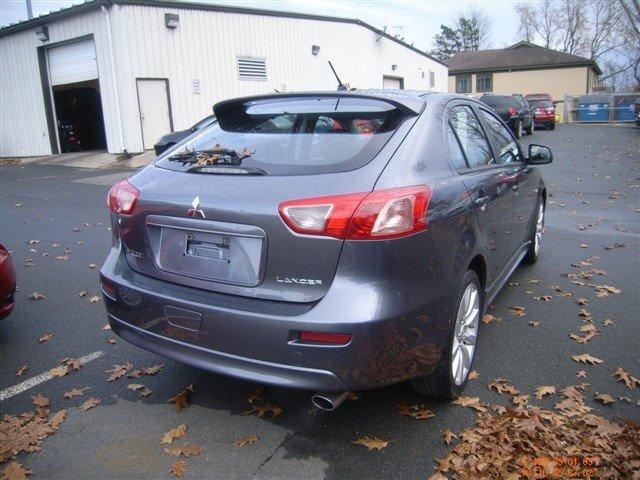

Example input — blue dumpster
[613,95,637,122]
[577,95,610,122]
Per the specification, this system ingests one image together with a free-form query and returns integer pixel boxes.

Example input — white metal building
[0,0,448,157]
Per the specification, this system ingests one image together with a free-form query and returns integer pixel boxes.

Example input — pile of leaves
[433,388,640,479]
[0,395,66,464]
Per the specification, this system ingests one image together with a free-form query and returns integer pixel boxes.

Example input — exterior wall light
[391,64,398,71]
[35,25,49,42]
[312,45,320,55]
[165,13,179,29]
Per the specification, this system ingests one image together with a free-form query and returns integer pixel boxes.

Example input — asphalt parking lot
[1,123,639,479]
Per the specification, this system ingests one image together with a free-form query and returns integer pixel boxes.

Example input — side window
[449,106,494,168]
[447,125,468,170]
[480,109,524,164]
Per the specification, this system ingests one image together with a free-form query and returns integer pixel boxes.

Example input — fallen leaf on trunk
[234,435,259,447]
[168,385,195,413]
[37,333,53,343]
[29,292,45,301]
[613,367,640,390]
[161,424,187,444]
[164,443,203,457]
[353,436,389,451]
[1,461,33,480]
[170,459,186,478]
[534,386,555,399]
[571,353,603,365]
[79,398,101,412]
[14,366,28,378]
[64,387,89,399]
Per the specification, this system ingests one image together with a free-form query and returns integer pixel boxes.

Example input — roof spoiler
[213,91,425,120]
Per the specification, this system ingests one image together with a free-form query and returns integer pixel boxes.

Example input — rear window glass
[480,96,515,108]
[156,97,409,175]
[529,100,553,109]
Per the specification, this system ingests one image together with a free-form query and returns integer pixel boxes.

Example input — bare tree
[460,5,493,49]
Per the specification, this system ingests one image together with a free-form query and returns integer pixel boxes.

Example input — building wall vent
[237,57,267,81]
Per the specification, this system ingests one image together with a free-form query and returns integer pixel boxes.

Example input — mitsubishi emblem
[187,195,205,218]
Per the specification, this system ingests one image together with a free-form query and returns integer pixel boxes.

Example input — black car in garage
[480,94,534,138]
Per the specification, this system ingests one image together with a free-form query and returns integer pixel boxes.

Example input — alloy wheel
[451,283,480,386]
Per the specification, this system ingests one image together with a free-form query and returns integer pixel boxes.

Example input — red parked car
[526,94,555,130]
[0,244,17,320]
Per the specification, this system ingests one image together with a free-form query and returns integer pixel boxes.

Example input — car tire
[514,120,523,139]
[524,198,545,264]
[526,120,534,135]
[550,123,555,130]
[411,270,482,399]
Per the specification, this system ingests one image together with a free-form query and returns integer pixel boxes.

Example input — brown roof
[447,41,601,75]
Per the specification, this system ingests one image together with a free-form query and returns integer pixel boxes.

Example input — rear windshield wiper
[167,145,254,166]
[185,165,266,175]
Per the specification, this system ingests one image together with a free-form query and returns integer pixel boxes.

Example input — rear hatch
[480,96,516,121]
[118,94,419,303]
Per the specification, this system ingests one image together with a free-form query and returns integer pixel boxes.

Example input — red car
[526,94,555,130]
[0,244,16,319]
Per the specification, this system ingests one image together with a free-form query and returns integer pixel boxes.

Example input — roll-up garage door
[48,39,98,86]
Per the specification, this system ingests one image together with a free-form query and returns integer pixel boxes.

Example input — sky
[0,0,524,52]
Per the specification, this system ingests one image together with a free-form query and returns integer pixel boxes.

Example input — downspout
[102,4,126,154]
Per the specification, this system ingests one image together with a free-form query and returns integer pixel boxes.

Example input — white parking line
[0,350,104,402]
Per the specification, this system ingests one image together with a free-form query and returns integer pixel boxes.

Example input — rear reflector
[279,185,431,240]
[108,180,139,215]
[300,331,351,345]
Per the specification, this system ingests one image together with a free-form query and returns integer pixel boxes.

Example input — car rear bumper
[100,242,452,391]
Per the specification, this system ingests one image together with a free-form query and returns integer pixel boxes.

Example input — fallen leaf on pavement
[88,296,101,303]
[441,429,457,445]
[143,364,164,375]
[59,358,83,370]
[395,402,435,420]
[170,459,186,478]
[161,425,187,444]
[427,474,448,480]
[49,366,68,378]
[106,362,133,381]
[234,435,259,447]
[49,410,66,430]
[1,461,33,480]
[595,393,615,405]
[243,404,282,419]
[508,306,526,317]
[88,263,97,268]
[481,314,496,324]
[31,394,49,408]
[14,366,28,378]
[468,370,479,380]
[576,370,587,378]
[79,398,101,412]
[64,387,89,399]
[127,383,144,391]
[489,379,519,395]
[168,385,195,413]
[571,353,603,365]
[603,318,614,326]
[452,396,487,412]
[139,387,152,397]
[613,367,640,390]
[37,333,53,343]
[534,386,556,399]
[106,338,116,345]
[75,291,87,299]
[353,436,389,451]
[101,324,111,330]
[529,321,541,327]
[164,443,203,457]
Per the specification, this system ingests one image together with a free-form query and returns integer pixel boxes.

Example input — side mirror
[528,144,553,165]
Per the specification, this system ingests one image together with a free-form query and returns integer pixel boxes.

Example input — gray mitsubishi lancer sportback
[101,90,552,410]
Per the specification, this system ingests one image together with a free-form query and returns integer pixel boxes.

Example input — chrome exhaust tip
[311,391,348,411]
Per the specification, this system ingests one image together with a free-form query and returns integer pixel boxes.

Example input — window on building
[429,71,435,89]
[455,75,471,94]
[237,57,267,81]
[449,106,494,168]
[476,73,493,93]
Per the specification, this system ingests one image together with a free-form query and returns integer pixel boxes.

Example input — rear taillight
[300,331,351,345]
[278,185,431,240]
[107,180,139,215]
[508,107,518,116]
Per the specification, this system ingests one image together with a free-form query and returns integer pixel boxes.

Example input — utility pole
[26,0,33,19]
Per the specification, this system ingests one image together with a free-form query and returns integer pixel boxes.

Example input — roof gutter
[449,61,601,76]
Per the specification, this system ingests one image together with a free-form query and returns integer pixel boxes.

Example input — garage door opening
[52,79,106,152]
